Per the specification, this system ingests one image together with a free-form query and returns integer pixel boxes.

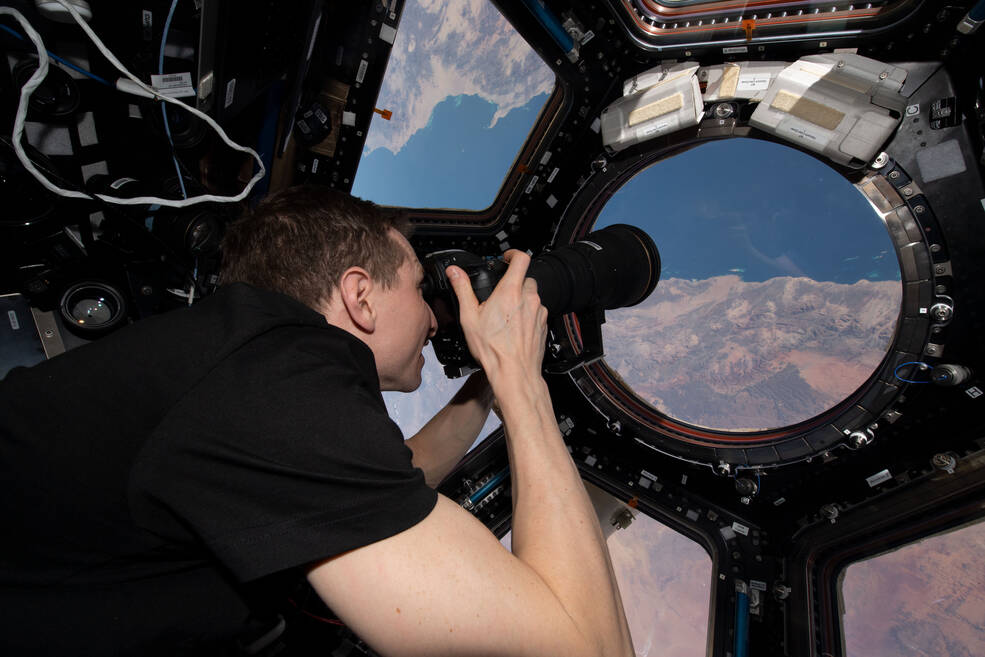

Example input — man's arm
[308,252,633,657]
[404,371,494,487]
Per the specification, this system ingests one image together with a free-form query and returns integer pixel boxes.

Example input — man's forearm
[405,372,493,487]
[495,372,634,657]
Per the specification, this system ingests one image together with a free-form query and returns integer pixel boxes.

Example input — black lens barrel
[526,223,660,316]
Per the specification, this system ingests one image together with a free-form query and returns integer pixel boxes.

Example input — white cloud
[365,0,555,155]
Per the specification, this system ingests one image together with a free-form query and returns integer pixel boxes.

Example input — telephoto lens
[525,223,660,316]
[421,223,660,376]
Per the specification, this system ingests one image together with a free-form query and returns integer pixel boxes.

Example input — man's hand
[445,251,548,388]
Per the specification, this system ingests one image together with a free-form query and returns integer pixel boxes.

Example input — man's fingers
[446,265,479,319]
[500,250,532,287]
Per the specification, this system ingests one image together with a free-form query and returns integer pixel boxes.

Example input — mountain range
[602,275,903,431]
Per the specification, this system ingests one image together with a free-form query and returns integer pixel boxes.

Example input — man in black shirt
[0,187,633,656]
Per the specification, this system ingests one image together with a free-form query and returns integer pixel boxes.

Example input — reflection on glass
[384,343,499,451]
[351,0,554,210]
[594,138,902,432]
[501,482,713,657]
[842,521,985,656]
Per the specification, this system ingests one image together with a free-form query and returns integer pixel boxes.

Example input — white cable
[3,1,267,208]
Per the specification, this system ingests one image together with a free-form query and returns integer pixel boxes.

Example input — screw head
[849,430,872,448]
[930,302,953,323]
[888,170,900,179]
[714,103,734,119]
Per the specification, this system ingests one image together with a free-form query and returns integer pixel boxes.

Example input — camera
[422,224,661,377]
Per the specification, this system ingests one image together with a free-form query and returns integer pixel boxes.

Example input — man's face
[373,231,438,392]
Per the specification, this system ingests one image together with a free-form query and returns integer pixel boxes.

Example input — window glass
[384,343,499,451]
[593,138,902,432]
[501,482,713,656]
[841,520,985,656]
[351,0,555,210]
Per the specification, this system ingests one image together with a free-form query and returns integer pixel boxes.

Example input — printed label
[750,580,768,591]
[142,10,153,29]
[524,175,540,195]
[356,59,369,84]
[8,310,20,330]
[150,72,195,98]
[224,79,237,109]
[379,22,396,45]
[311,158,320,174]
[866,469,892,487]
[723,46,748,54]
[777,118,827,145]
[637,120,670,139]
[547,167,560,183]
[736,73,771,92]
[965,386,982,399]
[731,521,750,536]
[640,469,658,481]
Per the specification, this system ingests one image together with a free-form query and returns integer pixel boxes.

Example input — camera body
[421,224,661,378]
[420,250,509,377]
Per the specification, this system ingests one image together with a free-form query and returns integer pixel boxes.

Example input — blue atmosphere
[595,138,901,284]
[352,92,550,210]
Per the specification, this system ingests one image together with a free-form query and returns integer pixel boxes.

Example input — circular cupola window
[592,138,902,433]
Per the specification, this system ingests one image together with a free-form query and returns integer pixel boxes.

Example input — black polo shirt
[0,283,437,656]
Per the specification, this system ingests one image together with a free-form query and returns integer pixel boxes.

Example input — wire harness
[1,1,266,208]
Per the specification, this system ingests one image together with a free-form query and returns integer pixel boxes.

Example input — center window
[593,138,902,432]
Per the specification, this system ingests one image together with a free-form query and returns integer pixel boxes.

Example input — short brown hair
[220,186,410,309]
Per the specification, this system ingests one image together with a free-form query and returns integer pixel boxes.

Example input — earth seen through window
[594,138,903,432]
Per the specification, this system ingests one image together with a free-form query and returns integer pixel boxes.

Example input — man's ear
[338,266,377,333]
